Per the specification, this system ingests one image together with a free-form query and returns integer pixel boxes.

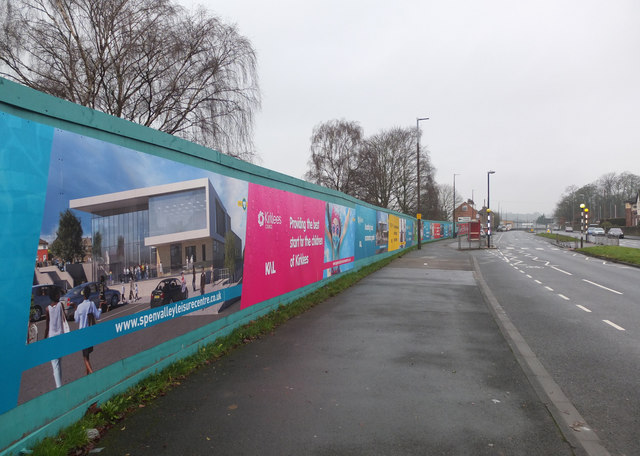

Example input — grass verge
[575,245,640,266]
[29,248,411,456]
[536,232,578,243]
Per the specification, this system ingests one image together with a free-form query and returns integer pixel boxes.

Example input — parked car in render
[565,226,574,232]
[607,227,624,238]
[150,278,188,308]
[592,227,605,236]
[31,284,65,321]
[60,282,121,320]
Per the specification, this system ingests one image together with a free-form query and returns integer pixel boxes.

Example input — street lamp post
[487,170,495,248]
[453,173,460,238]
[416,117,429,249]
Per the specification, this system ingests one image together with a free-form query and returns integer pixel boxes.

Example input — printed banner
[355,205,377,259]
[376,211,389,254]
[323,202,355,278]
[241,184,325,309]
[388,214,400,251]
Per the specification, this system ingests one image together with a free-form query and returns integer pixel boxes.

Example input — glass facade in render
[91,208,151,278]
[149,188,207,237]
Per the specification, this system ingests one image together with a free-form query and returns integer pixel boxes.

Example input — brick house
[454,200,480,223]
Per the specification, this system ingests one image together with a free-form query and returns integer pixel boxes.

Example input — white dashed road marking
[603,320,625,331]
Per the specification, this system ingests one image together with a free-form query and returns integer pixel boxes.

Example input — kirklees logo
[257,210,282,229]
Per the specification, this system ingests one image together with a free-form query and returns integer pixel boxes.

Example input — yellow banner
[388,214,400,251]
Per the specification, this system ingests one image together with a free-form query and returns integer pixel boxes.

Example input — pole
[453,173,459,238]
[416,117,429,249]
[580,203,585,248]
[487,170,495,248]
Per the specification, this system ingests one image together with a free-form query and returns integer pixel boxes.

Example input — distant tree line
[304,119,446,220]
[554,172,640,225]
[0,0,260,162]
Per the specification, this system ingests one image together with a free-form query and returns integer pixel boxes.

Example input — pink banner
[241,184,326,309]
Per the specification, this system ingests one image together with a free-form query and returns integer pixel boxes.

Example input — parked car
[31,284,65,321]
[565,226,574,232]
[60,282,121,320]
[607,227,624,238]
[150,278,188,308]
[592,227,605,236]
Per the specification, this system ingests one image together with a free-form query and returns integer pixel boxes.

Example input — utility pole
[416,117,429,249]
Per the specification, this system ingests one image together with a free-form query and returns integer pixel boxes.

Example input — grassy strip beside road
[536,232,578,243]
[29,248,411,456]
[576,245,640,266]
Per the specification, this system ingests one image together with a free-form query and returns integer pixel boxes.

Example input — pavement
[97,241,588,456]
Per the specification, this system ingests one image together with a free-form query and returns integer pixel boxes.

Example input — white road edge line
[534,280,542,284]
[582,279,623,295]
[545,286,554,292]
[603,320,625,331]
[558,294,570,301]
[576,305,591,312]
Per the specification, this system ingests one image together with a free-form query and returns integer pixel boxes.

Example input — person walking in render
[99,275,108,312]
[200,268,206,296]
[44,287,67,388]
[74,286,102,375]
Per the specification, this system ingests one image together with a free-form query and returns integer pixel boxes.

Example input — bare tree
[351,126,438,216]
[352,128,405,209]
[554,173,640,224]
[304,119,362,194]
[0,0,260,162]
[438,183,463,222]
[417,148,441,220]
[390,128,418,214]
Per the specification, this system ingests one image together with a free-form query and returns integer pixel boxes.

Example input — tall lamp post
[453,173,460,238]
[416,117,429,249]
[487,170,495,248]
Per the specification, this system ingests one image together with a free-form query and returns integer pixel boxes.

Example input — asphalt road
[475,231,640,456]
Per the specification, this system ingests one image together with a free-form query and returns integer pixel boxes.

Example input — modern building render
[70,178,243,278]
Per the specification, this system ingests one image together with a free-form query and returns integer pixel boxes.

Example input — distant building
[454,200,479,223]
[70,178,242,278]
[37,239,49,263]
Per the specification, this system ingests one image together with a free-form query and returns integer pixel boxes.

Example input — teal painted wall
[0,78,450,455]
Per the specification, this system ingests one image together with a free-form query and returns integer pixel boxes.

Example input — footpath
[98,241,584,455]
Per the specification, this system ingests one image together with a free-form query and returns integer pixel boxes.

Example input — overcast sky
[181,0,640,217]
